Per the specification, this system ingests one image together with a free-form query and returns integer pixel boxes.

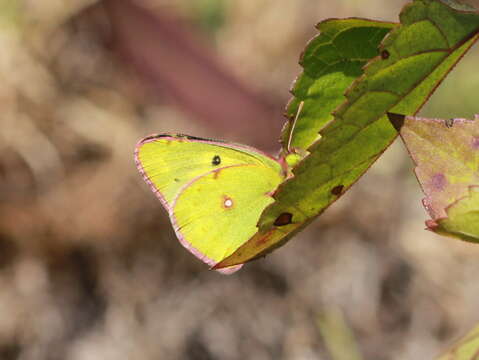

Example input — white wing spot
[223,197,234,209]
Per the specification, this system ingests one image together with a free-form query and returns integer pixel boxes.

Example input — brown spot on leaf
[331,185,344,196]
[255,230,274,246]
[431,173,447,191]
[381,49,390,59]
[274,213,293,226]
[444,118,454,128]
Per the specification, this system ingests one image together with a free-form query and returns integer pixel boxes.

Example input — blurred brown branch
[103,0,284,149]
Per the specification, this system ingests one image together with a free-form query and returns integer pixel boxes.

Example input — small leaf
[283,18,396,152]
[436,324,479,359]
[390,113,479,242]
[216,0,479,269]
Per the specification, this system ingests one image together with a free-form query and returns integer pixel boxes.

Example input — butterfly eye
[212,155,221,166]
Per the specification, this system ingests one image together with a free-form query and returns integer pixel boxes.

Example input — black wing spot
[381,49,390,60]
[212,155,221,166]
[274,213,293,227]
[174,178,180,182]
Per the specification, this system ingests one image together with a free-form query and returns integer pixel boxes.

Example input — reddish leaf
[389,113,479,242]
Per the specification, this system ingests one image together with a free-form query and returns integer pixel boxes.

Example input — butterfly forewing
[135,134,281,209]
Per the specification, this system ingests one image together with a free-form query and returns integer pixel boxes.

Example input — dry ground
[1,1,479,359]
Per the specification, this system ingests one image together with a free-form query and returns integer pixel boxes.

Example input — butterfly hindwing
[172,164,283,265]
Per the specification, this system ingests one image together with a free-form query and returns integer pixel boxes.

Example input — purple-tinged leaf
[388,113,479,242]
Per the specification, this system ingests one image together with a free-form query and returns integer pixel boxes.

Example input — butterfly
[135,134,288,273]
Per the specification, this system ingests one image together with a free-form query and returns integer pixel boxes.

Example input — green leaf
[282,18,396,152]
[438,186,479,241]
[215,0,479,269]
[437,324,479,359]
[389,113,479,242]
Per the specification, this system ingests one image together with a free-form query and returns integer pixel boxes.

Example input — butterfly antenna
[287,101,304,153]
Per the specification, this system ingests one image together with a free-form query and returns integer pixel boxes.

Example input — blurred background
[0,0,479,359]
